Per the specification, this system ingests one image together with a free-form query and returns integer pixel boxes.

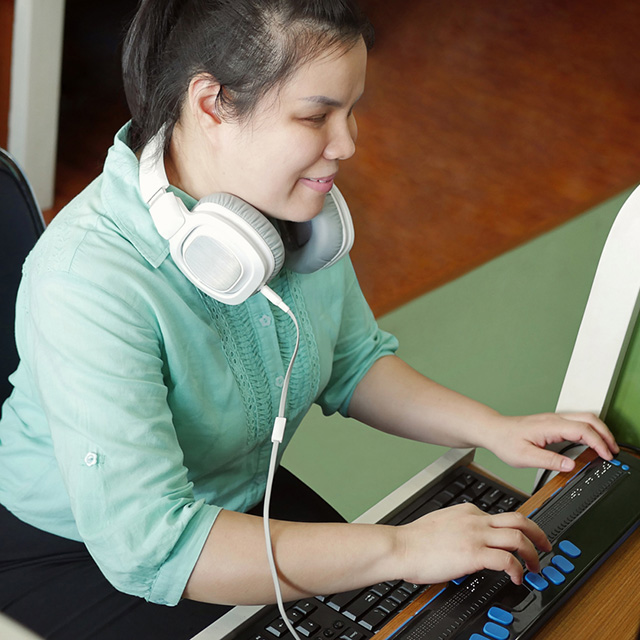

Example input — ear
[187,74,223,129]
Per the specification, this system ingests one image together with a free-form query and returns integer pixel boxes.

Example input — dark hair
[122,0,374,151]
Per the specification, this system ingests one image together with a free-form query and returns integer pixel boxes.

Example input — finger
[485,527,542,575]
[527,447,577,473]
[489,511,551,552]
[479,548,526,585]
[560,413,619,455]
[561,421,615,461]
[532,416,614,464]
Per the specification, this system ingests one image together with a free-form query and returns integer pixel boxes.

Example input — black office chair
[0,148,46,405]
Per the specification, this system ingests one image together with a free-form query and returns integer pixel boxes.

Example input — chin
[267,199,326,224]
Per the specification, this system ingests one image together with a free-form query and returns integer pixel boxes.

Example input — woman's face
[209,38,368,222]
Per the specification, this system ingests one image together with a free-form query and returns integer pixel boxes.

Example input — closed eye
[304,113,328,124]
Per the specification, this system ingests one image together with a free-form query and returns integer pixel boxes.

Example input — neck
[165,121,216,200]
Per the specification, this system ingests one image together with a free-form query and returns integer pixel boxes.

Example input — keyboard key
[483,621,510,640]
[326,589,361,612]
[450,496,474,507]
[294,600,317,617]
[266,618,288,638]
[388,587,411,604]
[524,572,549,591]
[542,565,566,585]
[399,582,421,594]
[378,597,400,614]
[481,489,504,506]
[339,629,365,640]
[433,488,458,505]
[342,591,380,621]
[410,500,443,519]
[286,608,305,624]
[358,607,390,631]
[451,479,468,493]
[459,473,476,487]
[295,619,321,637]
[469,481,489,498]
[497,495,519,511]
[551,554,575,573]
[558,540,581,558]
[370,583,391,597]
[487,606,514,625]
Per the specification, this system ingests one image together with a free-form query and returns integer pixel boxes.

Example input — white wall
[8,0,66,210]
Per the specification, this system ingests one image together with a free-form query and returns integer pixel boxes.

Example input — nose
[324,116,357,161]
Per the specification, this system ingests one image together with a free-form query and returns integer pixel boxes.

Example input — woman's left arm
[348,355,619,473]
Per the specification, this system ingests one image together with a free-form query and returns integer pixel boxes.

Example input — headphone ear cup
[170,193,285,305]
[196,192,286,275]
[281,186,354,274]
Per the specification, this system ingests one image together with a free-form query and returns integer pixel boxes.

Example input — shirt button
[84,452,98,467]
[259,314,272,327]
[275,376,284,388]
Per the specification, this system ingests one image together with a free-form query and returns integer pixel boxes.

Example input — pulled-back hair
[122,0,374,151]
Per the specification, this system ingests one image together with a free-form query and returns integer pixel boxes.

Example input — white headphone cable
[260,285,303,640]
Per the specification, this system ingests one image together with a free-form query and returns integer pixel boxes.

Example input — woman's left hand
[483,412,620,472]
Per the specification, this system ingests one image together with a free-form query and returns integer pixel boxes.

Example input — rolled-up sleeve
[314,259,399,417]
[23,269,219,605]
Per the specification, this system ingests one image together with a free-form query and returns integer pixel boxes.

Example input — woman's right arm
[183,504,551,605]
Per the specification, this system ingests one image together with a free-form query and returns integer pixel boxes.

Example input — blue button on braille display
[487,607,514,626]
[452,575,468,585]
[524,572,549,591]
[610,458,621,466]
[622,464,630,471]
[470,634,490,640]
[551,555,575,573]
[542,565,566,585]
[483,621,510,640]
[558,540,581,558]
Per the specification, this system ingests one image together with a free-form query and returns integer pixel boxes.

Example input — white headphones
[138,131,354,305]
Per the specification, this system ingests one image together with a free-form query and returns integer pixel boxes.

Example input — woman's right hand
[393,503,552,586]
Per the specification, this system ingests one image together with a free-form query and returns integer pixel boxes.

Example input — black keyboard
[390,450,640,639]
[232,466,526,640]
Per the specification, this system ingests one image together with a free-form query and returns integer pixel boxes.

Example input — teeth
[308,177,330,183]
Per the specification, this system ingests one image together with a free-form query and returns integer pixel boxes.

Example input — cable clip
[272,416,287,443]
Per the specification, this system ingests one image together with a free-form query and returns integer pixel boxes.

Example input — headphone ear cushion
[281,187,354,274]
[195,192,286,277]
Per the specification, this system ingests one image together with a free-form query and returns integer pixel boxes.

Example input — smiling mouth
[300,173,337,194]
[305,176,334,183]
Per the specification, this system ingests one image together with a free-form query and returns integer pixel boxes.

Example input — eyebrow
[300,96,344,108]
[300,93,364,110]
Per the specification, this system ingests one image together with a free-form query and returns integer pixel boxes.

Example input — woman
[0,1,617,638]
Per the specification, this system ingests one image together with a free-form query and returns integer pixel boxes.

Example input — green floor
[283,187,636,522]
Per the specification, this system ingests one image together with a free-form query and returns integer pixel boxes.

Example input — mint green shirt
[0,124,398,605]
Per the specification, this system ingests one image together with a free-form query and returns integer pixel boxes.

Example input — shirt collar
[101,123,197,268]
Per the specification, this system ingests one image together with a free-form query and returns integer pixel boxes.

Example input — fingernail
[561,458,573,472]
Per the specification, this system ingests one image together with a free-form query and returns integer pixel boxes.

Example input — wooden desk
[373,449,640,640]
